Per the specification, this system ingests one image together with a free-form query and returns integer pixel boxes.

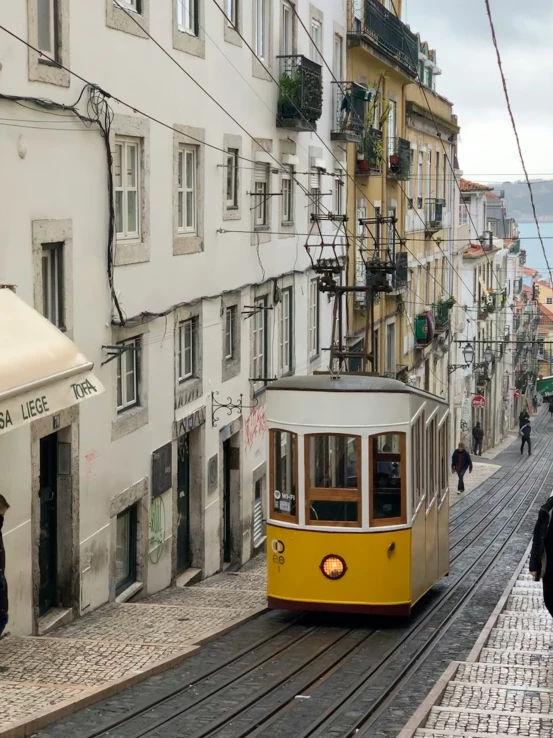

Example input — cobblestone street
[0,557,267,736]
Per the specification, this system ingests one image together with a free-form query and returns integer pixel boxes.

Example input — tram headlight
[320,555,347,580]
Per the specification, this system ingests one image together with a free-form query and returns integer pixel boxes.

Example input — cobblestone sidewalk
[449,460,501,507]
[0,556,267,737]
[398,551,553,738]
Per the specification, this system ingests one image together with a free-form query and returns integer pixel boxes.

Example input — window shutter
[309,169,320,189]
[253,496,264,546]
[255,162,268,182]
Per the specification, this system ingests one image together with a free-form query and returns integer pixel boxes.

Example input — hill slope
[497,180,553,222]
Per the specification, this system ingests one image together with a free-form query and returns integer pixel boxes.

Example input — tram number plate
[272,554,285,565]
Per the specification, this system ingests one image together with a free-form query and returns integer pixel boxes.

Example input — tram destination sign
[0,371,104,436]
[471,394,487,408]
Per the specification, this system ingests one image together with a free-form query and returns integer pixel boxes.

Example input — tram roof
[267,373,448,404]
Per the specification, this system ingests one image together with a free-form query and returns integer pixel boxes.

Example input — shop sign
[172,405,206,440]
[471,395,486,408]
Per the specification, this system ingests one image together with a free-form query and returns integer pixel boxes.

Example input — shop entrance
[39,432,58,615]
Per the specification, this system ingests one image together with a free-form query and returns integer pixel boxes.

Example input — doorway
[39,432,58,615]
[177,433,191,574]
[223,440,232,564]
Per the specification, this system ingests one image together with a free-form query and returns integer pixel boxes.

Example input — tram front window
[271,430,297,521]
[306,435,361,526]
[371,433,405,523]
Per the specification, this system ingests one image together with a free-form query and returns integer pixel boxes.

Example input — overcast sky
[403,0,553,183]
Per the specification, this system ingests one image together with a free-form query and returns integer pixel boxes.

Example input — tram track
[39,421,553,738]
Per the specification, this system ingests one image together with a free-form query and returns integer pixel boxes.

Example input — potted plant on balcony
[279,69,301,120]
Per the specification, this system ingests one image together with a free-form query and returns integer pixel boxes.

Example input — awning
[0,288,105,435]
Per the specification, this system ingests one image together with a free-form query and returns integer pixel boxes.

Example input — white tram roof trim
[267,373,449,403]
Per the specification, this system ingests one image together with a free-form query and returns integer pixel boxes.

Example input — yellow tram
[266,374,450,616]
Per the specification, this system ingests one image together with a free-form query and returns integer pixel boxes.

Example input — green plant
[279,71,301,105]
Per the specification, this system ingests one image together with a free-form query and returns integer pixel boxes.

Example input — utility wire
[483,0,553,288]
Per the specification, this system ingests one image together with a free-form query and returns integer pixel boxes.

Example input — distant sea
[518,222,553,276]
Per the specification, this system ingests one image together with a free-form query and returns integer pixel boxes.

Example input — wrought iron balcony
[331,82,369,142]
[277,55,323,132]
[425,198,445,235]
[349,0,418,78]
[387,137,411,180]
[356,128,384,175]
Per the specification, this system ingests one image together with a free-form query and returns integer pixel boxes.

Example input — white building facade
[0,0,347,635]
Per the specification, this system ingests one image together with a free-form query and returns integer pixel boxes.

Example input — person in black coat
[472,422,484,456]
[520,420,532,456]
[451,443,473,494]
[0,494,9,638]
[519,410,530,428]
[530,495,553,617]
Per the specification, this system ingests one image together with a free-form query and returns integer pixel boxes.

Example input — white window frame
[177,0,197,35]
[177,145,197,234]
[252,296,267,386]
[119,0,140,11]
[115,137,140,240]
[226,0,238,25]
[226,148,239,209]
[41,243,64,329]
[254,163,269,228]
[309,169,322,219]
[256,0,269,61]
[309,278,319,358]
[225,305,236,359]
[459,196,469,226]
[417,151,423,209]
[280,287,293,374]
[386,322,396,374]
[334,170,344,215]
[281,1,294,55]
[282,165,294,224]
[310,18,322,63]
[117,339,139,412]
[179,319,195,381]
[37,0,58,56]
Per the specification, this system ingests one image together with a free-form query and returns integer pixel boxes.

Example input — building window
[225,305,236,359]
[256,0,269,60]
[282,165,294,224]
[459,196,469,226]
[114,137,140,240]
[252,296,267,385]
[309,278,319,357]
[37,0,58,57]
[279,287,293,374]
[177,0,198,35]
[386,322,396,375]
[226,0,238,25]
[254,163,269,228]
[116,505,137,596]
[226,148,239,209]
[116,339,139,412]
[281,1,294,55]
[179,318,196,381]
[407,151,414,209]
[309,169,322,219]
[334,171,344,215]
[119,0,140,11]
[310,18,322,63]
[41,243,64,329]
[547,298,552,305]
[177,146,197,234]
[417,151,423,210]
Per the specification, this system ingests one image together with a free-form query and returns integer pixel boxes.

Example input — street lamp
[484,345,494,363]
[462,343,474,365]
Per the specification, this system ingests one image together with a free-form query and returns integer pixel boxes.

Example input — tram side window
[270,430,297,521]
[370,432,406,525]
[306,435,360,526]
[438,423,448,502]
[411,415,425,511]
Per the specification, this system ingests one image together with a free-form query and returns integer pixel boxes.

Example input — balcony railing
[356,127,384,175]
[387,137,411,180]
[277,55,323,132]
[350,0,418,78]
[331,82,368,142]
[425,198,445,234]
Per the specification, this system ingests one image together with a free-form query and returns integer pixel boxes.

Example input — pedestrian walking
[0,494,9,639]
[520,420,532,456]
[451,442,473,494]
[530,495,553,617]
[532,395,538,413]
[472,422,484,456]
[519,410,530,428]
[549,399,553,418]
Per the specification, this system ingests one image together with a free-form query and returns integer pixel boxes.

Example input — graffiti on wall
[149,495,166,564]
[245,405,266,452]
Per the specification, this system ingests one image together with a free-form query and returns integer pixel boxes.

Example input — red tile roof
[486,193,500,200]
[463,243,501,259]
[460,178,494,192]
[539,302,553,321]
[523,266,539,277]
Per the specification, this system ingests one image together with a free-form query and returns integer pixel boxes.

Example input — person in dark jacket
[532,395,538,413]
[520,420,532,456]
[519,410,530,428]
[472,422,484,456]
[549,399,553,418]
[0,494,9,639]
[530,495,553,617]
[451,443,473,494]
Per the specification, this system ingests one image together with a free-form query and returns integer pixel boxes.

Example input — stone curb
[0,603,268,738]
[395,540,533,738]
